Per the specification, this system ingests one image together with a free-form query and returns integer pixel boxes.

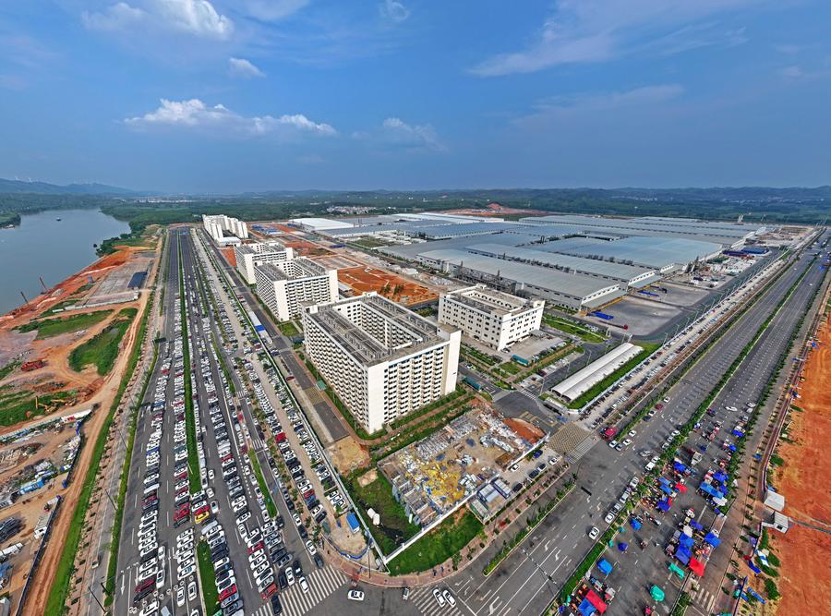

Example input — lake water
[0,209,130,315]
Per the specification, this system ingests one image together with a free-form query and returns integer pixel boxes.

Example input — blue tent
[675,547,691,565]
[630,518,642,530]
[704,532,721,547]
[597,559,613,575]
[732,429,744,438]
[578,598,596,616]
[617,542,629,552]
[660,484,673,495]
[679,534,694,549]
[673,462,687,473]
[699,482,719,497]
[713,471,728,483]
[746,559,762,574]
[748,589,767,604]
[689,520,704,531]
[657,500,671,512]
[728,444,737,452]
[659,477,671,486]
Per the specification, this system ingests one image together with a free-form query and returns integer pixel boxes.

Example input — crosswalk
[248,566,346,616]
[688,585,718,613]
[408,586,465,616]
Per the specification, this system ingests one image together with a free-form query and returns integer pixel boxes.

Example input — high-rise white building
[438,285,544,351]
[202,214,249,245]
[254,258,338,322]
[235,242,295,284]
[303,293,461,434]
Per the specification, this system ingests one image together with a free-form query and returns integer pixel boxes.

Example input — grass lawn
[248,450,278,517]
[69,308,136,375]
[345,473,419,554]
[543,314,607,343]
[387,510,483,575]
[277,320,300,337]
[0,388,75,425]
[0,360,20,382]
[17,309,112,339]
[197,542,219,613]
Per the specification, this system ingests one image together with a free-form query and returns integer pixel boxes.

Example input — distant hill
[0,178,142,196]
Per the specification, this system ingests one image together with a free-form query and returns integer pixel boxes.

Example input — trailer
[463,376,483,391]
[591,311,614,321]
[511,354,530,366]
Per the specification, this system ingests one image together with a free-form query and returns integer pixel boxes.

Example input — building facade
[254,258,338,321]
[202,214,249,245]
[438,285,544,351]
[235,242,295,284]
[303,293,461,434]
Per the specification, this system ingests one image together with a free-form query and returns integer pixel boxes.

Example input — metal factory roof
[467,243,655,282]
[419,249,622,299]
[520,214,760,240]
[406,222,521,239]
[537,236,723,269]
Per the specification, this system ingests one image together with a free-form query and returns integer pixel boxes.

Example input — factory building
[202,214,249,245]
[439,285,544,351]
[302,293,461,434]
[417,249,625,311]
[235,241,295,284]
[254,258,338,321]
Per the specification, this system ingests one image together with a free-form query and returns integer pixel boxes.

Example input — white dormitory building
[235,241,295,284]
[302,293,461,434]
[202,214,249,246]
[254,258,338,322]
[438,285,544,351]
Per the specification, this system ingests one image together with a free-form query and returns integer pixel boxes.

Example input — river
[0,209,130,315]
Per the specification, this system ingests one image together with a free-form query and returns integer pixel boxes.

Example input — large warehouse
[303,293,461,434]
[467,243,660,288]
[417,249,625,310]
[537,236,724,273]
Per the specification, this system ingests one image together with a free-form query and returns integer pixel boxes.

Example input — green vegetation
[277,320,301,337]
[388,388,467,430]
[763,578,780,600]
[0,389,76,426]
[212,337,236,396]
[248,450,278,518]
[496,360,522,375]
[344,473,419,554]
[179,248,201,493]
[197,542,219,612]
[542,314,607,343]
[566,348,649,409]
[0,211,20,227]
[48,277,153,613]
[0,360,19,382]
[352,237,393,248]
[69,308,136,375]
[387,510,483,575]
[669,592,692,615]
[462,345,500,367]
[371,401,472,461]
[16,309,112,339]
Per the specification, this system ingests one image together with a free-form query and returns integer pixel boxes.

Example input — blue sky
[0,0,828,192]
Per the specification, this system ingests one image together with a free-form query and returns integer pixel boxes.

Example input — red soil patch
[504,417,545,443]
[770,315,830,615]
[338,266,437,305]
[222,247,237,267]
[276,224,299,234]
[284,240,331,257]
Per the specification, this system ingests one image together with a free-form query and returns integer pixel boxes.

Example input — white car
[188,580,197,601]
[608,440,618,449]
[305,540,317,556]
[604,512,615,524]
[443,590,456,607]
[433,588,446,607]
[347,589,365,601]
[299,577,309,594]
[588,526,600,540]
[176,586,185,607]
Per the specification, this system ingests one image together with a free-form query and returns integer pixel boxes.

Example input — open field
[15,310,112,340]
[337,265,437,305]
[769,315,830,615]
[68,308,137,375]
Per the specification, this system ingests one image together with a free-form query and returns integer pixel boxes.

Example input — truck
[601,426,618,441]
[591,311,614,321]
[511,354,530,367]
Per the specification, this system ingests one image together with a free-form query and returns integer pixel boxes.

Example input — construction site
[336,265,438,306]
[377,407,544,528]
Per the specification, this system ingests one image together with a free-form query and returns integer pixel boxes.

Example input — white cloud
[379,0,410,23]
[380,117,443,150]
[778,65,803,78]
[228,57,265,78]
[82,2,145,31]
[83,0,233,40]
[472,0,756,76]
[125,98,336,136]
[244,0,310,21]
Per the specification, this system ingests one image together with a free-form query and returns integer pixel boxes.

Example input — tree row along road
[443,239,825,616]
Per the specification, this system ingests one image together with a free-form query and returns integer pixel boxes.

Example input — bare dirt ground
[337,265,437,305]
[284,239,332,257]
[768,314,830,615]
[20,236,161,616]
[327,436,369,473]
[222,247,237,267]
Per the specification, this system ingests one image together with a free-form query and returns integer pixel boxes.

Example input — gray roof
[380,233,537,260]
[406,222,521,239]
[520,214,759,240]
[467,243,655,282]
[420,249,622,299]
[537,236,723,269]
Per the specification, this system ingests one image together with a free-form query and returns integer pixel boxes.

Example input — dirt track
[769,314,830,615]
[21,238,161,616]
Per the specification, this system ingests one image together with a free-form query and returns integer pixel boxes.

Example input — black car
[297,524,307,539]
[292,559,302,576]
[277,571,288,589]
[220,593,240,609]
[211,546,229,561]
[223,601,243,616]
[313,553,324,569]
[271,594,283,615]
[215,562,233,577]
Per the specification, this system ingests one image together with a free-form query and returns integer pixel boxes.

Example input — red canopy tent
[689,558,706,577]
[585,589,608,613]
[675,483,688,493]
